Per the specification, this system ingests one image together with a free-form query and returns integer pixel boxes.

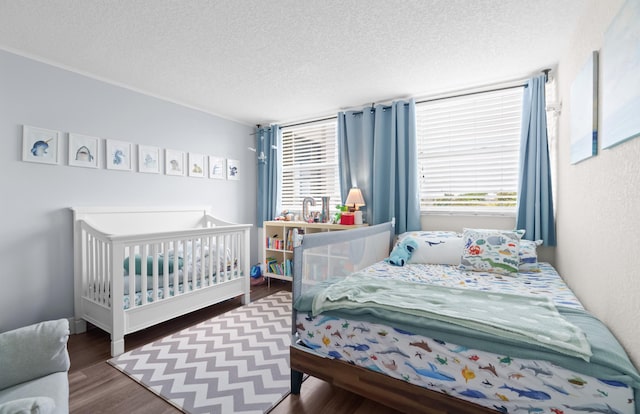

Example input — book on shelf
[266,236,284,250]
[285,227,302,251]
[265,256,293,277]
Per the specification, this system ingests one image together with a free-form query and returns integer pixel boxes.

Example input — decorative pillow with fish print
[396,231,464,265]
[459,228,520,275]
[518,239,543,272]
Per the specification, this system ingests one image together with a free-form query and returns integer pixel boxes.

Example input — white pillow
[396,231,463,265]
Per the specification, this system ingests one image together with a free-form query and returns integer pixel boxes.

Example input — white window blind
[280,119,341,213]
[416,87,523,212]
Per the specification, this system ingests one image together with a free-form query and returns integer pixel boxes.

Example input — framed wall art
[68,133,100,168]
[227,158,240,180]
[208,156,226,180]
[188,152,206,178]
[106,139,132,171]
[165,149,185,176]
[601,0,640,149]
[570,51,598,164]
[22,125,60,165]
[138,145,160,174]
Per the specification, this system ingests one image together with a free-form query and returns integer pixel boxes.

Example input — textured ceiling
[0,0,589,125]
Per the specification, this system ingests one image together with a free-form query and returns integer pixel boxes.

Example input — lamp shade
[345,187,365,210]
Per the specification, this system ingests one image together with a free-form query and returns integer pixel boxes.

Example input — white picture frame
[208,156,226,180]
[68,133,100,168]
[138,145,160,174]
[165,149,185,176]
[188,152,206,178]
[105,139,133,171]
[22,125,60,165]
[227,158,240,180]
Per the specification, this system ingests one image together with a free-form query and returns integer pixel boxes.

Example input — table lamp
[345,187,365,224]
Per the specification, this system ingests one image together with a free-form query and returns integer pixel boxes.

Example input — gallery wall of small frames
[21,125,240,180]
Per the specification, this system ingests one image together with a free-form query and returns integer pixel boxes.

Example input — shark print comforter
[295,262,637,414]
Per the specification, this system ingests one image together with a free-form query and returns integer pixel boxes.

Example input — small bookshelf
[262,221,366,282]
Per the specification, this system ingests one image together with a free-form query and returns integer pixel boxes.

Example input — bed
[290,223,640,414]
[72,206,251,356]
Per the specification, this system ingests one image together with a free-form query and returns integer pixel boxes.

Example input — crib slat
[221,233,227,282]
[231,233,237,281]
[105,241,111,307]
[141,244,148,305]
[183,238,190,293]
[88,235,95,301]
[196,237,202,289]
[207,236,217,286]
[151,244,160,302]
[127,246,134,308]
[172,240,179,297]
[98,239,105,305]
[161,241,169,298]
[102,241,115,307]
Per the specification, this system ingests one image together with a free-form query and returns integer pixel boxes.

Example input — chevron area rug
[108,291,294,414]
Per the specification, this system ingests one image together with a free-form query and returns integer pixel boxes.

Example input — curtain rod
[416,82,527,105]
[279,71,549,129]
[280,115,337,129]
[280,83,526,128]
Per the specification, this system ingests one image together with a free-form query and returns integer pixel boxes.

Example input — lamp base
[340,212,355,225]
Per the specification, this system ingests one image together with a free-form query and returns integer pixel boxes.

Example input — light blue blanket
[312,273,593,360]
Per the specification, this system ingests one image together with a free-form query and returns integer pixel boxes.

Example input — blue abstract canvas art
[601,0,640,149]
[570,51,598,164]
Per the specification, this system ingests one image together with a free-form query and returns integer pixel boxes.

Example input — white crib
[72,206,251,356]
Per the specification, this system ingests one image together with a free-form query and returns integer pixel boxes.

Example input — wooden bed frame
[72,206,251,356]
[290,345,496,414]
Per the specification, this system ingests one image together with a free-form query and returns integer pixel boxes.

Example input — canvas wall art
[601,0,640,149]
[570,51,598,164]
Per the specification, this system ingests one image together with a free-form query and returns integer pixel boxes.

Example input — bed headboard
[71,206,218,235]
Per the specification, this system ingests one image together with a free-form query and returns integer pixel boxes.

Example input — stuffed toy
[385,237,418,266]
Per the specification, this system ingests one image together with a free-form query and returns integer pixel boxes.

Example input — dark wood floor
[68,279,402,414]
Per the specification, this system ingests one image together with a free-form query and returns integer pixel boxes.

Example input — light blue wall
[0,50,256,332]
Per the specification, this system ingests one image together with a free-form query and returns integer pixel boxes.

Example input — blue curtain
[256,125,281,226]
[337,99,420,234]
[516,76,556,246]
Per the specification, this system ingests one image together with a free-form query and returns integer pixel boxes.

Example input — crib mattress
[295,262,636,413]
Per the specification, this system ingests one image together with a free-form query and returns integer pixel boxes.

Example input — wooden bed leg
[291,369,304,395]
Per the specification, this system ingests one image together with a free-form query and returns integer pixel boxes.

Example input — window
[416,87,523,213]
[280,119,341,213]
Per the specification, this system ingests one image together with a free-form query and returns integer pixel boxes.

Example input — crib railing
[76,220,247,311]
